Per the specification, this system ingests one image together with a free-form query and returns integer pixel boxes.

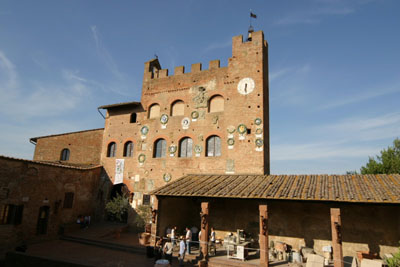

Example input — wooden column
[200,202,210,265]
[330,208,343,267]
[151,196,159,247]
[259,205,269,267]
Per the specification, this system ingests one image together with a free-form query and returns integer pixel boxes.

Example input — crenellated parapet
[142,31,267,84]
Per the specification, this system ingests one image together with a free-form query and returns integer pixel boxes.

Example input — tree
[360,138,400,174]
[105,193,129,222]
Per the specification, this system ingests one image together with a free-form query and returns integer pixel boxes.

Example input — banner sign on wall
[114,159,124,185]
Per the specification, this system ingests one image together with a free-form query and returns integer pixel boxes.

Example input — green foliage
[361,138,400,174]
[133,205,152,231]
[105,193,129,222]
[386,242,400,267]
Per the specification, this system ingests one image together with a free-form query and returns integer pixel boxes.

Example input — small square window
[63,192,74,209]
[142,194,151,206]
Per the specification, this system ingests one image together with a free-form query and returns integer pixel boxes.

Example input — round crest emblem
[191,111,199,119]
[163,173,172,182]
[254,118,262,126]
[181,117,190,128]
[160,114,169,124]
[227,125,236,134]
[138,153,146,163]
[169,145,177,153]
[255,138,264,147]
[255,128,263,135]
[227,138,235,146]
[237,124,247,135]
[140,126,149,135]
[194,145,202,153]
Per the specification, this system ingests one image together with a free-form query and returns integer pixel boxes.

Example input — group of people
[155,226,216,266]
[76,215,91,228]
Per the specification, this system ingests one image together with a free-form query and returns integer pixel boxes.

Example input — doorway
[36,206,50,235]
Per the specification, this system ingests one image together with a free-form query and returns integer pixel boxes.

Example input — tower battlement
[142,31,267,82]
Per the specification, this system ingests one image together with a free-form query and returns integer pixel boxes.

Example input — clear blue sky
[1,0,399,174]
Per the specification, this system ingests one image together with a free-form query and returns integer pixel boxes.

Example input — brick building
[98,30,269,208]
[1,30,399,265]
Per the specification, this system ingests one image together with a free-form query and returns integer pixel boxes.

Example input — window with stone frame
[130,113,137,123]
[107,142,116,157]
[153,139,166,158]
[206,135,221,157]
[142,194,151,206]
[171,100,185,116]
[63,192,74,209]
[123,141,134,157]
[60,148,70,161]
[148,103,160,119]
[0,204,23,225]
[208,95,224,113]
[179,137,193,158]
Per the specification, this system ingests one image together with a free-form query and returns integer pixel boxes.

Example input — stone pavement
[25,239,177,267]
[21,222,195,267]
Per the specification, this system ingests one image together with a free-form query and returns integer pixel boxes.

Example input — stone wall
[33,129,104,165]
[0,156,107,259]
[101,31,270,209]
[157,197,400,258]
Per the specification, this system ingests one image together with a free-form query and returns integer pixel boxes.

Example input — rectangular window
[142,194,151,206]
[63,192,74,209]
[0,204,23,225]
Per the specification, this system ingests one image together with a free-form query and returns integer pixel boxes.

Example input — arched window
[130,113,137,123]
[107,142,116,157]
[123,141,134,157]
[148,103,160,119]
[179,137,193,158]
[208,95,224,113]
[60,148,70,161]
[153,139,166,158]
[171,100,185,116]
[206,135,221,157]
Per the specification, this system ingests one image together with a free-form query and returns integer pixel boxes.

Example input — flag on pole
[250,12,257,19]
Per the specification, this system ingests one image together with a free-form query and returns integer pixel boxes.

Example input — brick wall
[158,197,400,259]
[33,129,104,165]
[101,31,270,209]
[0,156,108,258]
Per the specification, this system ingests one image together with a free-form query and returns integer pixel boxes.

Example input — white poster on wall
[114,159,125,185]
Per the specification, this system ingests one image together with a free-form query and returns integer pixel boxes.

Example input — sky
[0,0,399,174]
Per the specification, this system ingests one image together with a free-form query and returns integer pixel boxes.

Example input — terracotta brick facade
[0,156,108,257]
[32,129,104,165]
[100,31,270,207]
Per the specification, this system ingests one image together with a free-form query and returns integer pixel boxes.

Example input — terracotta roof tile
[152,174,400,204]
[0,155,102,170]
[30,128,104,143]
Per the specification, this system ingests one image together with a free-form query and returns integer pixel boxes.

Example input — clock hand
[244,83,247,93]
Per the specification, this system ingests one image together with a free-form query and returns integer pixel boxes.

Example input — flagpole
[249,9,252,27]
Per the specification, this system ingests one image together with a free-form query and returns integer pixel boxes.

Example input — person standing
[163,238,173,264]
[210,227,216,256]
[179,236,186,266]
[185,227,192,255]
[171,226,177,247]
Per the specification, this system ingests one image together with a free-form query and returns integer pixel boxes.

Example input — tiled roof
[30,128,104,143]
[98,101,142,110]
[152,174,400,204]
[0,155,102,170]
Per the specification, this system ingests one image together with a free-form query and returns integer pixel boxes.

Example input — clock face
[237,78,255,95]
